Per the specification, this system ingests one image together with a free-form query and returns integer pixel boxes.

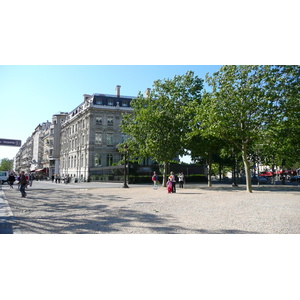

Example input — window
[95,154,102,166]
[108,100,114,106]
[106,154,113,166]
[74,155,77,167]
[122,134,128,143]
[107,116,113,126]
[81,154,84,166]
[107,133,114,146]
[95,133,102,145]
[96,99,102,105]
[122,101,128,107]
[96,117,102,125]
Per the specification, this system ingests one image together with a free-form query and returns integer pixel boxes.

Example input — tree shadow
[5,189,262,234]
[0,216,13,234]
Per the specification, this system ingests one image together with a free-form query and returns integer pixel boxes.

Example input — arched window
[95,154,102,166]
[106,154,113,166]
[74,155,77,167]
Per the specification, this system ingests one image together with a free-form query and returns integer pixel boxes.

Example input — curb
[0,189,22,234]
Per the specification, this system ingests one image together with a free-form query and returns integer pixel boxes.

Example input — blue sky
[0,65,222,161]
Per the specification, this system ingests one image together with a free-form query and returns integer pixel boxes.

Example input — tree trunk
[232,149,238,186]
[162,162,169,187]
[242,143,252,193]
[207,152,212,187]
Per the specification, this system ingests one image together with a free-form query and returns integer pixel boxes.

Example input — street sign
[0,138,22,147]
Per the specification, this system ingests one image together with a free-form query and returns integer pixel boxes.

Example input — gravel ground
[3,182,300,234]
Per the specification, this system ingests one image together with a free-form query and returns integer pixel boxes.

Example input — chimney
[116,85,121,98]
[145,88,151,98]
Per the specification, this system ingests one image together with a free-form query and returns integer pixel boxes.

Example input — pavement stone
[1,180,300,234]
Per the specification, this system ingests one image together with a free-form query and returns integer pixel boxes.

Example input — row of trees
[121,66,300,193]
[0,158,13,171]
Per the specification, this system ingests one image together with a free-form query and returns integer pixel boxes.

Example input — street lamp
[122,144,129,188]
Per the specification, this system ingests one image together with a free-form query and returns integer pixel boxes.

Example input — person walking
[167,177,173,193]
[178,172,185,188]
[17,174,21,190]
[19,171,28,198]
[169,171,176,193]
[28,173,33,187]
[8,173,15,189]
[152,171,158,190]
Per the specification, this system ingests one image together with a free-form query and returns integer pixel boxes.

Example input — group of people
[51,174,70,184]
[5,172,32,198]
[152,171,185,193]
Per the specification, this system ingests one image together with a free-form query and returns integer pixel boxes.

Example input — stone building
[59,86,134,181]
[49,113,68,178]
[14,122,51,173]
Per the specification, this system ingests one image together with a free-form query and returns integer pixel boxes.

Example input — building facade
[14,121,51,173]
[59,86,133,181]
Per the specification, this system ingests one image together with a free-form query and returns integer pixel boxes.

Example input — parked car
[290,176,300,182]
[251,176,268,184]
[0,171,9,184]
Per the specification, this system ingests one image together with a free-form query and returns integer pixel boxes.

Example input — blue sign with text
[0,139,22,147]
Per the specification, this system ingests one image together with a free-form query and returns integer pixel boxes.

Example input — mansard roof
[92,93,134,107]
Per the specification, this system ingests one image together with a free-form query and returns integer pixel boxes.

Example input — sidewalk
[0,188,15,233]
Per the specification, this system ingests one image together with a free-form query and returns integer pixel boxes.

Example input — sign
[0,138,22,147]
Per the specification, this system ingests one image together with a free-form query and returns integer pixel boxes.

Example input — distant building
[14,121,51,173]
[49,113,68,178]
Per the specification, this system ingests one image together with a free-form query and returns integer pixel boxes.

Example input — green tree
[248,65,300,178]
[0,158,13,171]
[121,71,204,186]
[199,66,286,193]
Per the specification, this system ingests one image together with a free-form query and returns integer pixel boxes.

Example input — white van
[0,171,9,184]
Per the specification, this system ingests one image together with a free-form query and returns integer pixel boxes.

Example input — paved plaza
[1,181,300,234]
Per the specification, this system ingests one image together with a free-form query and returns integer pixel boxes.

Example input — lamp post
[122,144,129,188]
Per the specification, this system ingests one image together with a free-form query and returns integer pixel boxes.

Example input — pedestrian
[178,172,184,188]
[51,174,54,183]
[152,171,158,190]
[19,171,28,198]
[169,171,176,193]
[167,177,173,193]
[8,173,15,189]
[17,174,21,190]
[28,173,33,187]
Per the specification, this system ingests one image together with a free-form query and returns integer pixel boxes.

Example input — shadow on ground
[4,189,260,234]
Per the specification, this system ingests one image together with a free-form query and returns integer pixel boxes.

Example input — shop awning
[259,172,273,176]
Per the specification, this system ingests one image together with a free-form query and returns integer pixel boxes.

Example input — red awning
[259,172,273,176]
